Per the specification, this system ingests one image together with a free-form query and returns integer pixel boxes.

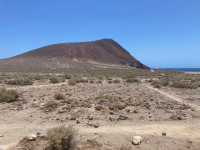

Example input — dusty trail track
[146,85,200,111]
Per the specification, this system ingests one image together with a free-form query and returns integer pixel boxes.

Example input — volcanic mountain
[0,39,149,73]
[10,39,148,69]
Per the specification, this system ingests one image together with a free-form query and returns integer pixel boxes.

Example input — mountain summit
[12,39,149,69]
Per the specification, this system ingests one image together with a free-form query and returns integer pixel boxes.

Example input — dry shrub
[154,84,162,89]
[113,79,120,83]
[44,100,59,112]
[68,78,76,85]
[96,80,102,84]
[79,79,88,83]
[55,93,66,100]
[171,82,198,89]
[64,74,72,79]
[0,88,19,103]
[151,80,163,88]
[47,125,78,150]
[7,78,34,85]
[97,93,113,100]
[95,105,103,111]
[126,77,140,83]
[50,76,61,84]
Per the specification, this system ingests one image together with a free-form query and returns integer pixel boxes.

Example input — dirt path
[146,85,200,111]
[7,82,67,90]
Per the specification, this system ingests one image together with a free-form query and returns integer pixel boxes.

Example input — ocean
[158,68,200,72]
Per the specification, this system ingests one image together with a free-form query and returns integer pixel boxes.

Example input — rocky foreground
[0,77,200,149]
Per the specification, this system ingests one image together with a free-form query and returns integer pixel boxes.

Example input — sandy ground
[185,72,200,74]
[0,80,200,149]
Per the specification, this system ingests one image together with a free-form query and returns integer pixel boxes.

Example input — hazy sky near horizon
[0,0,200,68]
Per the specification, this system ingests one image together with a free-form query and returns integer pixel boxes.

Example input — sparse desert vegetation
[0,70,200,150]
[55,92,66,100]
[0,88,19,103]
[46,125,78,150]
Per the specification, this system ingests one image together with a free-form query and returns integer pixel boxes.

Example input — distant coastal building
[154,68,159,70]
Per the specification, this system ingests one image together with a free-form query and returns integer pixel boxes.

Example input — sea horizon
[155,68,200,72]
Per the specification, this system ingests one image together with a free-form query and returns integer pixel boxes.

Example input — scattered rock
[37,131,42,136]
[27,134,37,141]
[134,110,139,113]
[94,123,99,128]
[162,132,166,136]
[109,117,115,121]
[132,136,142,145]
[70,117,76,120]
[118,115,128,120]
[88,115,94,120]
[40,103,45,107]
[188,140,193,143]
[76,120,80,124]
[0,135,4,137]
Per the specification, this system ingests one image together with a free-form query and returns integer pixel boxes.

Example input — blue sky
[0,0,200,68]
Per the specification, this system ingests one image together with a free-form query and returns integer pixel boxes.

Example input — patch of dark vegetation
[0,88,19,103]
[171,82,198,89]
[50,76,64,84]
[64,74,72,79]
[6,78,34,85]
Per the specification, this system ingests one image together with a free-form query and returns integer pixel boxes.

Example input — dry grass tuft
[0,88,19,103]
[55,93,66,100]
[47,125,78,150]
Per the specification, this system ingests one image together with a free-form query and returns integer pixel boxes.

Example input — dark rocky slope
[11,39,149,69]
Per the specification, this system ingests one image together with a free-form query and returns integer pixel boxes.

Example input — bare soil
[0,79,200,149]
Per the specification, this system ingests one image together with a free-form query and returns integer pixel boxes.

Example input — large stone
[132,136,142,145]
[27,134,37,141]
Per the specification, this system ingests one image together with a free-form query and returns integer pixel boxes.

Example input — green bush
[0,88,19,103]
[171,82,198,89]
[47,125,78,150]
[7,78,34,85]
[55,93,66,100]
